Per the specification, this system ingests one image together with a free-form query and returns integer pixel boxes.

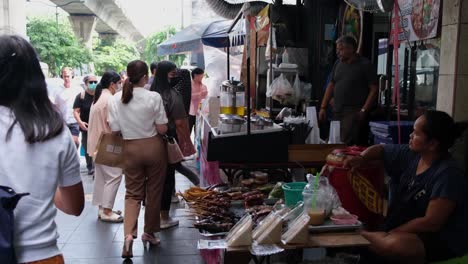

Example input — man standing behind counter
[319,35,378,146]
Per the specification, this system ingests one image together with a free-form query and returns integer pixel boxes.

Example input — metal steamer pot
[219,114,245,134]
[250,116,274,130]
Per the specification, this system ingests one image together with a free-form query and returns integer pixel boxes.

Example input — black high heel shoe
[121,236,133,259]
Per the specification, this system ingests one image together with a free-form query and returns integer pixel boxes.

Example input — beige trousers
[123,135,167,237]
[92,164,123,209]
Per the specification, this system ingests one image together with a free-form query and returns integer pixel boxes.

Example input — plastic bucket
[282,182,307,207]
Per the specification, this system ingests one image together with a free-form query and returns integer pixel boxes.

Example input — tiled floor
[56,159,204,264]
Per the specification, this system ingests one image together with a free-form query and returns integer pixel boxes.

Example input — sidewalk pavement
[56,159,204,264]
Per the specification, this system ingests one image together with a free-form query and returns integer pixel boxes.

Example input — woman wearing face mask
[73,75,97,175]
[87,71,124,223]
[151,61,199,229]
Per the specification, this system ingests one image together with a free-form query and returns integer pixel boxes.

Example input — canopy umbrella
[157,19,245,56]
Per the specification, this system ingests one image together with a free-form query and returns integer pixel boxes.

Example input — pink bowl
[330,214,359,225]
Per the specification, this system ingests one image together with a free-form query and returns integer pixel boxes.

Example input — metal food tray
[199,229,228,237]
[308,219,362,233]
[197,200,277,237]
[230,198,279,206]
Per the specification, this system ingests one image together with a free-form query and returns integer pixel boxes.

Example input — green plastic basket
[282,182,307,207]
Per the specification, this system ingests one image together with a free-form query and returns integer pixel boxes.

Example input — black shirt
[331,57,377,113]
[159,88,187,136]
[72,91,94,126]
[172,69,192,115]
[383,144,468,257]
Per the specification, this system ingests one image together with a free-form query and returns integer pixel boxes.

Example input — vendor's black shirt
[73,91,94,127]
[382,144,468,257]
[330,57,377,113]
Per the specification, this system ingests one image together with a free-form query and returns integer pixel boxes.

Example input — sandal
[100,212,124,223]
[98,209,122,219]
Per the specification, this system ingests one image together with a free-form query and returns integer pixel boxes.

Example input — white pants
[92,164,123,209]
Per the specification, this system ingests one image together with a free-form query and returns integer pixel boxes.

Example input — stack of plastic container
[369,121,414,144]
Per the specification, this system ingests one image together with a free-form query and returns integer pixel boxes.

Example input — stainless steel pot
[219,114,245,134]
[250,116,274,130]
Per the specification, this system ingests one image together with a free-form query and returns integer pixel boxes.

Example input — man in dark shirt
[73,75,96,175]
[344,110,468,263]
[319,35,378,146]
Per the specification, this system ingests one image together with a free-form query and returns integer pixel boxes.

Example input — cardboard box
[288,144,346,163]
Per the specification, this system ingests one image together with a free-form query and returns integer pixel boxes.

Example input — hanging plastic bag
[301,82,312,102]
[282,48,289,64]
[293,74,301,105]
[265,27,277,61]
[267,74,294,104]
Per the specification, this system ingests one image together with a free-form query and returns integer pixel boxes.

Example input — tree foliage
[27,17,188,77]
[93,38,140,76]
[142,27,186,67]
[27,17,91,77]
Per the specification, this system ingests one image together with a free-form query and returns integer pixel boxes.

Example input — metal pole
[246,16,251,135]
[408,46,417,120]
[227,42,230,80]
[247,56,251,135]
[385,13,394,120]
[269,5,273,117]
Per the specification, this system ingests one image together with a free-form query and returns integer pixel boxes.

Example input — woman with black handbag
[150,61,199,230]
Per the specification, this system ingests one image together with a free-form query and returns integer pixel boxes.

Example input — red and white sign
[391,0,441,42]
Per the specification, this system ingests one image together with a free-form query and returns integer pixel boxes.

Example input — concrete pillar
[0,0,27,37]
[68,14,97,49]
[437,0,468,122]
[98,32,118,46]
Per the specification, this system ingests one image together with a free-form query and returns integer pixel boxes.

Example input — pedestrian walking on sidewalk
[108,60,168,259]
[55,66,82,147]
[87,71,124,223]
[73,75,97,175]
[0,34,84,264]
[189,67,208,136]
[151,61,200,229]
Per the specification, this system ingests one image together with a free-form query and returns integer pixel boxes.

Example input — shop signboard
[391,0,441,42]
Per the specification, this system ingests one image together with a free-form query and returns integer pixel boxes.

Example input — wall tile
[439,25,459,75]
[443,0,461,26]
[454,74,468,121]
[457,24,468,75]
[462,0,468,24]
[437,74,456,116]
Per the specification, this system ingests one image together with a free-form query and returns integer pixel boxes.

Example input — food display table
[226,232,369,252]
[220,231,369,264]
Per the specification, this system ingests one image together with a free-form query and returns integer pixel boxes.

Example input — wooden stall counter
[226,232,369,252]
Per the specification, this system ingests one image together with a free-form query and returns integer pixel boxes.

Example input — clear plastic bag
[293,73,301,105]
[302,174,341,217]
[267,74,294,104]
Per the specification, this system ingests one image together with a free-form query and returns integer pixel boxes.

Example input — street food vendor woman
[344,110,468,263]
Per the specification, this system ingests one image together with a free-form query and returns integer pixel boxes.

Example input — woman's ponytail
[121,78,133,104]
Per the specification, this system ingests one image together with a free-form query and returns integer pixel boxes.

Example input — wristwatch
[360,108,366,113]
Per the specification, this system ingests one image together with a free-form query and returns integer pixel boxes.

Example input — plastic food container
[330,214,359,225]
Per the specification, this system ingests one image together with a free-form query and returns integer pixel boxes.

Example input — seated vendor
[344,110,468,263]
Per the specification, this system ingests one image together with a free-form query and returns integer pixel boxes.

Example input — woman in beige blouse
[108,60,168,259]
[87,71,124,222]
